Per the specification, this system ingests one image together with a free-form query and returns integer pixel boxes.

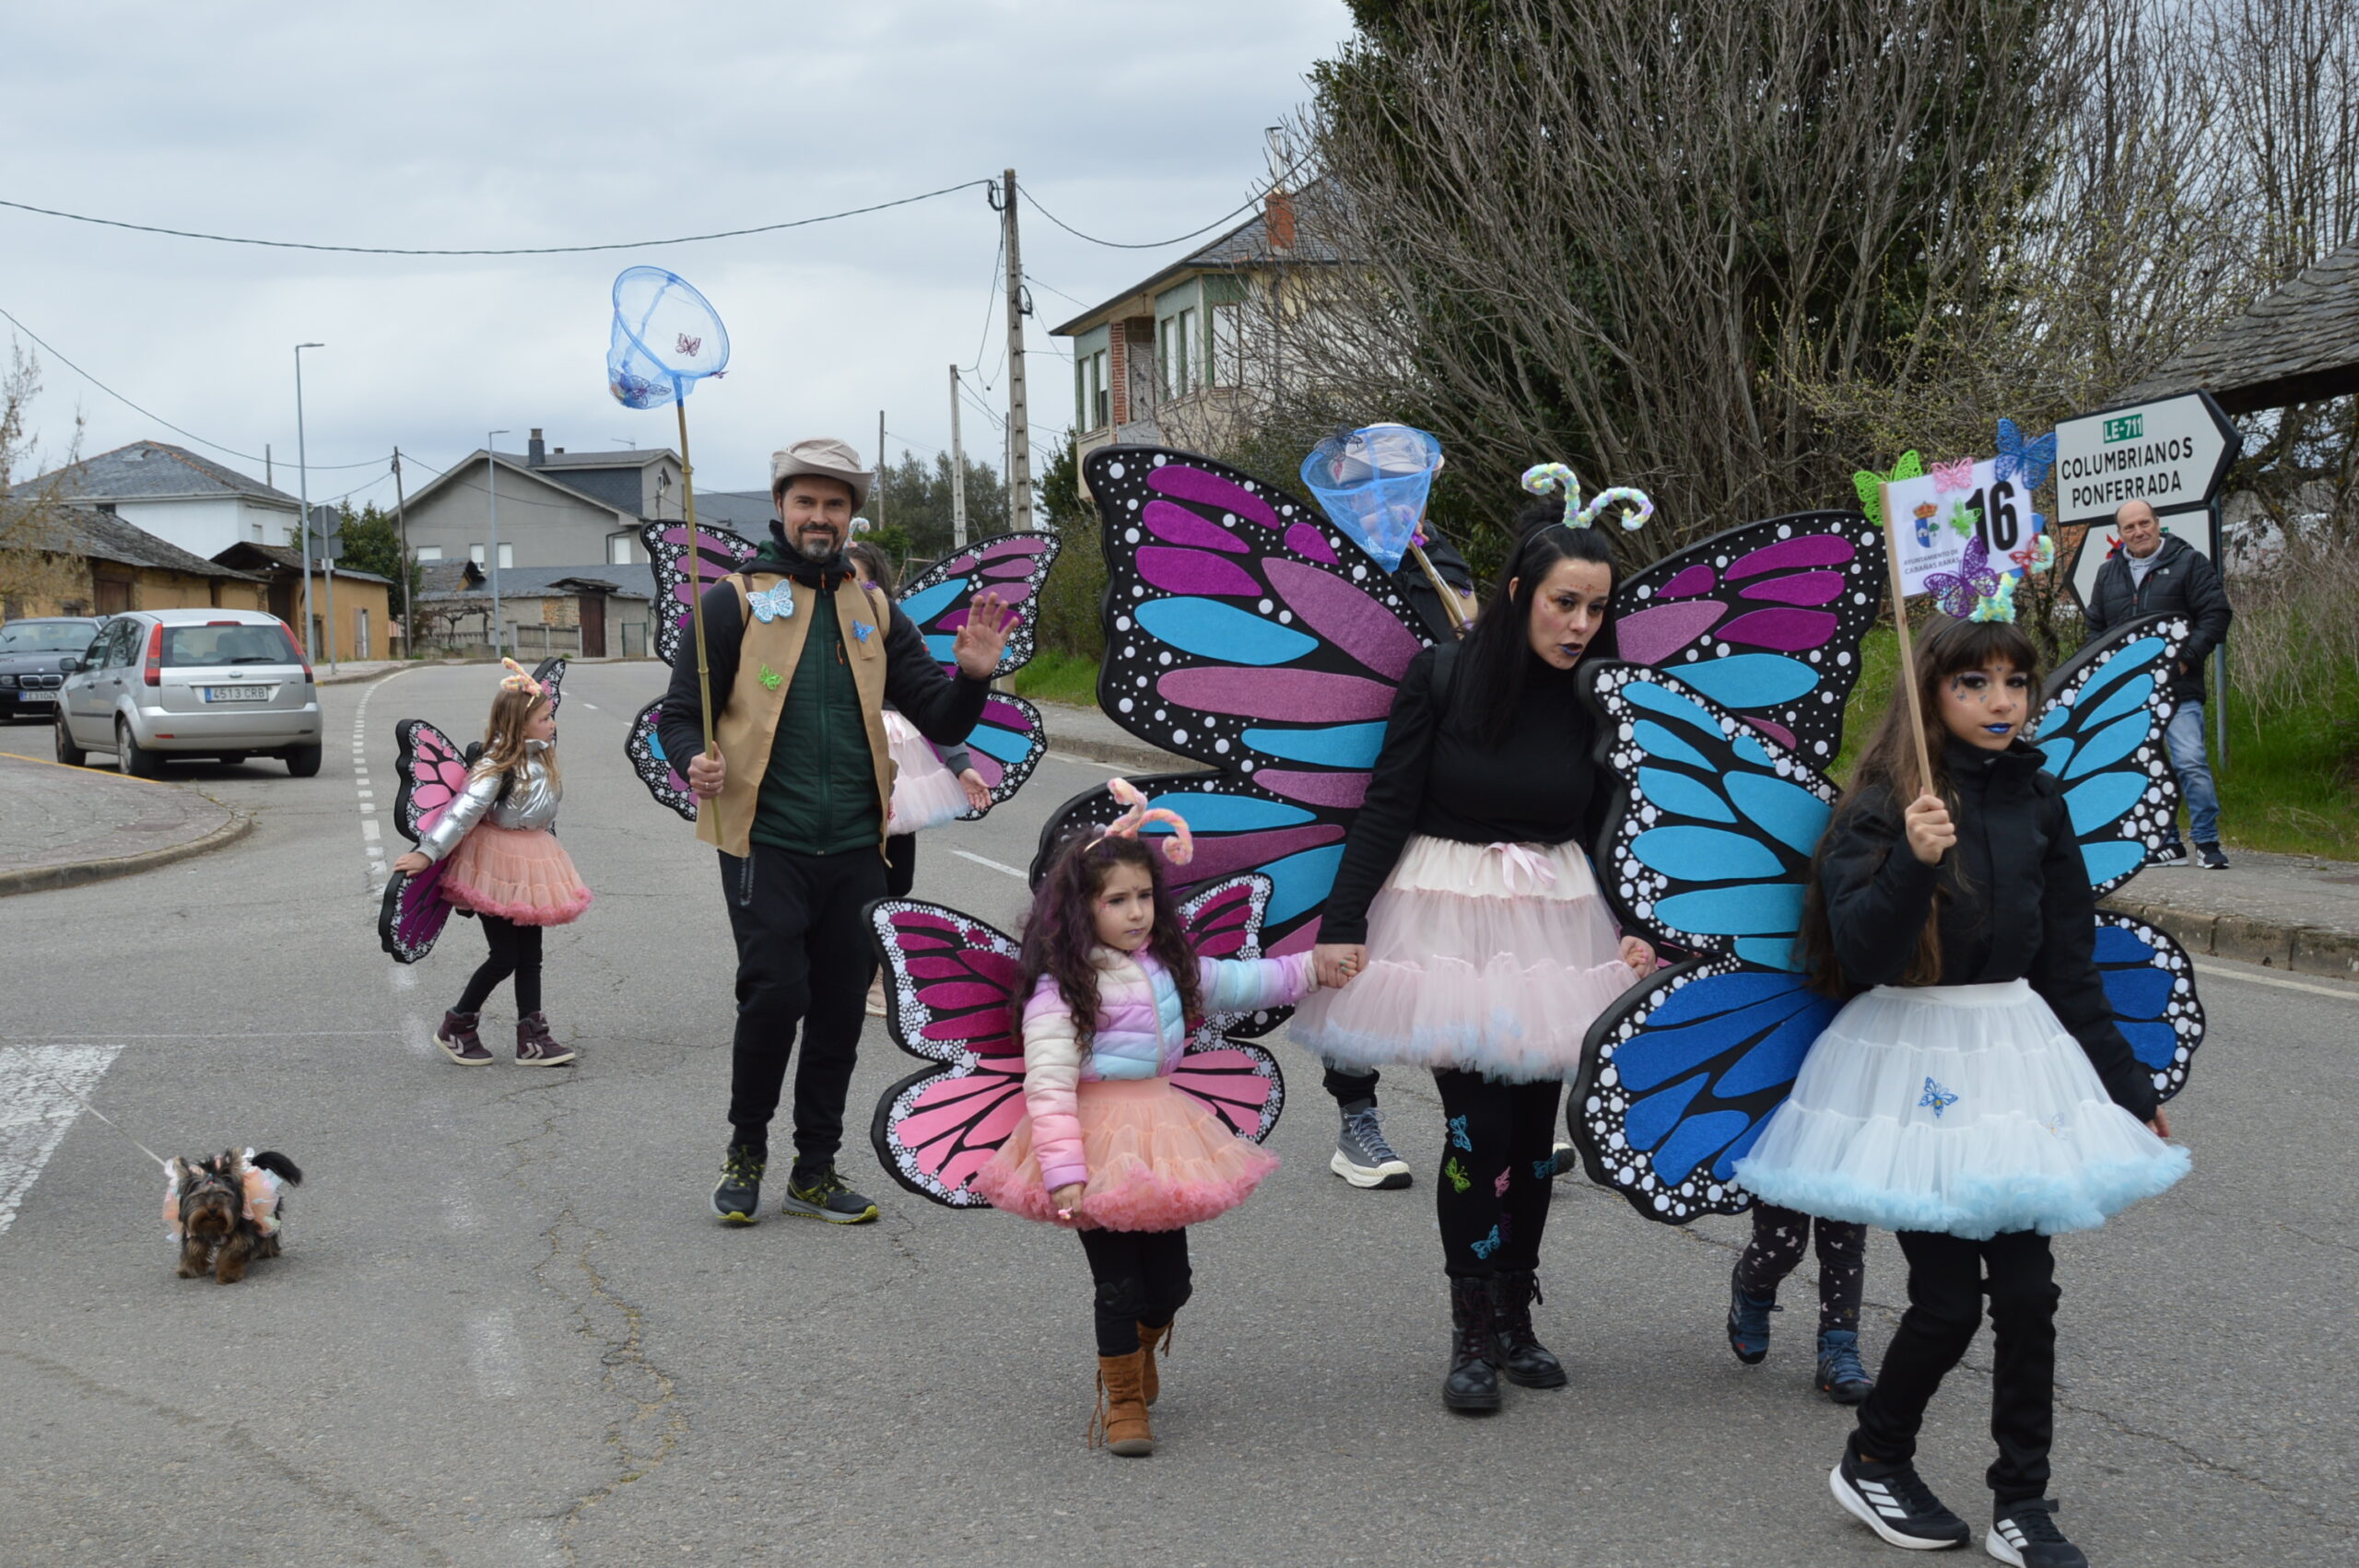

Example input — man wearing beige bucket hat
[657,436,1013,1226]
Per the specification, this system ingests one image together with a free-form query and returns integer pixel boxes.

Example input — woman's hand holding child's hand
[1905,792,1955,865]
[1619,936,1656,977]
[1051,1183,1086,1219]
[1313,943,1367,989]
[393,851,429,875]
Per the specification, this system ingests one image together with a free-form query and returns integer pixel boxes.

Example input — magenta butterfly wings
[640,518,760,670]
[867,873,1288,1209]
[1923,536,2001,620]
[377,718,471,963]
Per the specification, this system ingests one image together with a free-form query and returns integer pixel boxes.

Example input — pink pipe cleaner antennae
[498,656,544,696]
[1096,777,1194,865]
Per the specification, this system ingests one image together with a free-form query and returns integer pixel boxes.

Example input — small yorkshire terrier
[165,1149,303,1283]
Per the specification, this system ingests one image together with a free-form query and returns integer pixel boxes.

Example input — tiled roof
[10,440,299,505]
[534,449,671,468]
[690,490,777,530]
[1050,178,1354,336]
[210,542,393,585]
[419,563,653,602]
[35,506,264,579]
[2119,237,2359,414]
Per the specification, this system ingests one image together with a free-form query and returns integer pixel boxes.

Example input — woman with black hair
[1290,468,1655,1414]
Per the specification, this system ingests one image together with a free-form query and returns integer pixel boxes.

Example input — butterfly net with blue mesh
[1299,424,1442,573]
[607,266,731,410]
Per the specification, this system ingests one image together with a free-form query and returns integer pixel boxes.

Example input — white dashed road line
[950,848,1028,880]
[0,1046,126,1237]
[2190,960,2359,1001]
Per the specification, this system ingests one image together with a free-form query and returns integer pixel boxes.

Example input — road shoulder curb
[0,796,253,897]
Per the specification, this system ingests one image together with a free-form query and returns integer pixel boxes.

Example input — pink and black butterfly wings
[1609,510,1887,767]
[378,717,470,963]
[533,656,567,716]
[1171,874,1287,1139]
[640,516,760,670]
[867,901,1028,1207]
[624,697,697,821]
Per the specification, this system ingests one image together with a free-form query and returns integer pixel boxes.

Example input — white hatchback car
[55,607,323,777]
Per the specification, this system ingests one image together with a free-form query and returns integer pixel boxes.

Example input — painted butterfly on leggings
[376,656,567,964]
[1566,616,2205,1224]
[867,873,1287,1208]
[1032,448,1890,1018]
[625,518,1058,821]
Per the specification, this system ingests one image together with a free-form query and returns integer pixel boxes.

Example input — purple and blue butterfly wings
[866,873,1286,1208]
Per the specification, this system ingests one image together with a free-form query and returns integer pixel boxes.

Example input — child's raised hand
[1904,792,1955,865]
[1051,1183,1086,1220]
[1619,935,1656,977]
[393,851,429,875]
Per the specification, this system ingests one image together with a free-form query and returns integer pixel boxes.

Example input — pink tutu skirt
[969,1077,1280,1231]
[441,824,591,926]
[1290,835,1637,1082]
[884,711,971,836]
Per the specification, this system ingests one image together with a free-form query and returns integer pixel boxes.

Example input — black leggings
[1077,1227,1192,1356]
[1433,1069,1561,1278]
[1857,1229,2060,1505]
[1735,1203,1868,1334]
[454,915,542,1016]
[884,833,917,899]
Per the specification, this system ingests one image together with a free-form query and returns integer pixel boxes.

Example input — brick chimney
[527,428,546,466]
[1263,124,1296,252]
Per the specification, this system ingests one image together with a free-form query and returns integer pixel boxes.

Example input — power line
[0,301,387,470]
[1015,175,1292,251]
[0,180,994,257]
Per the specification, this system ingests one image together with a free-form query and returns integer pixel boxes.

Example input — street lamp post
[293,344,326,667]
[487,430,508,657]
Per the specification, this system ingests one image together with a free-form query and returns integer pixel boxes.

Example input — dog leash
[10,1051,170,1170]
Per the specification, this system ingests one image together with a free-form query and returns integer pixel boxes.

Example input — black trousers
[1857,1229,2060,1505]
[455,915,542,1016]
[1735,1203,1868,1334]
[720,844,885,1168]
[1433,1069,1561,1278]
[1077,1226,1192,1356]
[883,833,917,899]
[1322,1057,1381,1108]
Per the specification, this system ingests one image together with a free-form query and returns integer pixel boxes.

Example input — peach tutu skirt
[969,1077,1280,1231]
[1290,835,1637,1082]
[440,824,591,926]
[884,710,971,836]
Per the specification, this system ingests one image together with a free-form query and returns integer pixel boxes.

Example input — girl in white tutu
[1293,479,1654,1414]
[1733,613,2187,1563]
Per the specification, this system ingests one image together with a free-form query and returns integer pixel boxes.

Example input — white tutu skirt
[1289,835,1637,1082]
[884,711,970,836]
[1732,979,2189,1239]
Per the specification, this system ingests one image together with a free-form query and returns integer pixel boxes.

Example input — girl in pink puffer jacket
[969,798,1339,1456]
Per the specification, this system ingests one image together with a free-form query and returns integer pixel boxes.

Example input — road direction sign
[2052,392,2239,525]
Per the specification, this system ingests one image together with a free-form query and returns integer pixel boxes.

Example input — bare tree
[0,345,91,616]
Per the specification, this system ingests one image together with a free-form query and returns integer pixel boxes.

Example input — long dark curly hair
[1018,832,1204,1059]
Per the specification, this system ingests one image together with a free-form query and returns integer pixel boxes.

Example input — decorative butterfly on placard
[1924,537,2001,619]
[1566,615,2205,1225]
[866,873,1288,1209]
[625,519,1059,821]
[1996,417,2059,491]
[378,660,564,963]
[1032,449,1893,1006]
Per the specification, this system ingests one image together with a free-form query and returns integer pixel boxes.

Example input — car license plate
[18,688,53,702]
[206,685,271,703]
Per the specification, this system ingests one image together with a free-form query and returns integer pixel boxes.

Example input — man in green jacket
[657,437,1010,1224]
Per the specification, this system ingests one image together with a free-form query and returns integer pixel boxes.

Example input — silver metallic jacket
[418,741,561,862]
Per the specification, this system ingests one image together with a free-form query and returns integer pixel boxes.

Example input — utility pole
[487,431,509,656]
[947,365,968,548]
[1000,168,1034,530]
[392,448,412,654]
[293,344,324,666]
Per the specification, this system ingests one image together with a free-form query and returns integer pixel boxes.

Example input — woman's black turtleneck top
[1319,644,1607,946]
[1817,734,2159,1121]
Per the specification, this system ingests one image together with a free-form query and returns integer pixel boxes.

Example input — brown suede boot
[1137,1318,1174,1406]
[1091,1351,1155,1456]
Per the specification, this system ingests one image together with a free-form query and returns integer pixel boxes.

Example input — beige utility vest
[695,571,894,859]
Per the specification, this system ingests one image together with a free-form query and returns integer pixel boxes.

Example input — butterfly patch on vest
[758,664,782,691]
[748,583,795,623]
[852,621,873,644]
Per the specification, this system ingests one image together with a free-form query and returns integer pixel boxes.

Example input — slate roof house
[9,440,305,560]
[413,559,656,659]
[396,429,687,572]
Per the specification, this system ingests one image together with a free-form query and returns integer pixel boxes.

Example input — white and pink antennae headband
[1094,778,1194,866]
[498,657,545,697]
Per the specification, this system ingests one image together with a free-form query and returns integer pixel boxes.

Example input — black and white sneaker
[2195,842,2230,871]
[1831,1445,1971,1550]
[1331,1105,1412,1189]
[2146,840,2189,869]
[1986,1500,2086,1567]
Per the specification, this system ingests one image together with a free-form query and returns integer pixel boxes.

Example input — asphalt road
[1,661,2352,1567]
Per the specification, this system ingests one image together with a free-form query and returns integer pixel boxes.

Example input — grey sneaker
[1332,1105,1412,1189]
[711,1146,764,1225]
[780,1164,879,1224]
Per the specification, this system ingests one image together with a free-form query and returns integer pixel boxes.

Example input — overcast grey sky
[2,0,1354,507]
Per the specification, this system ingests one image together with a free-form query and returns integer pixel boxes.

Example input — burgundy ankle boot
[515,1012,576,1068]
[437,1010,492,1066]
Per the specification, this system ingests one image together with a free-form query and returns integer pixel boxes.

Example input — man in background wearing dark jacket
[2083,500,2235,868]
